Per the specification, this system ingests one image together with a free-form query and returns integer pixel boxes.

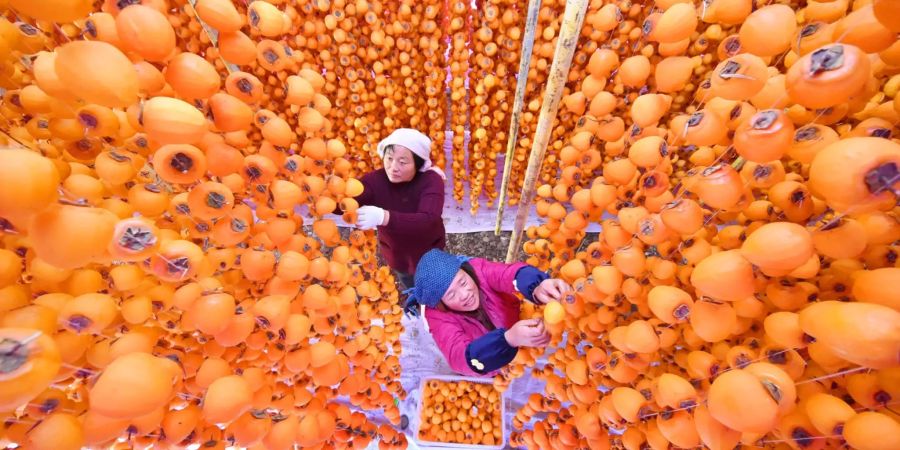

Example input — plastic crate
[410,375,507,449]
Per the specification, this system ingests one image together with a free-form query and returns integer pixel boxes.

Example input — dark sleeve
[514,266,550,303]
[354,171,377,206]
[464,328,518,375]
[383,172,444,234]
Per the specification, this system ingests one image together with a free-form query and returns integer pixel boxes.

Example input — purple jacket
[424,259,548,377]
[356,169,446,274]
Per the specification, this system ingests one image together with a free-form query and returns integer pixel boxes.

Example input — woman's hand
[504,318,550,348]
[532,278,572,304]
[356,206,387,230]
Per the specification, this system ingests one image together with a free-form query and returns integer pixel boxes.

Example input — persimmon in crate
[418,378,504,447]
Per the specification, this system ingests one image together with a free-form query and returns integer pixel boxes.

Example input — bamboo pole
[505,0,588,262]
[493,0,542,235]
[187,0,238,74]
[0,129,28,148]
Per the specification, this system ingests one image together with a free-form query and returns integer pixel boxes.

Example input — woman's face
[384,145,417,183]
[441,269,479,312]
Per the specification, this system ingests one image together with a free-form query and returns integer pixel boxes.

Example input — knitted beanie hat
[403,249,470,316]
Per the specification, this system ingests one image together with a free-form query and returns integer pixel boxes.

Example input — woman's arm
[465,329,519,375]
[477,259,567,304]
[466,320,551,374]
[475,259,569,304]
[474,259,532,296]
[428,314,518,376]
[382,172,444,233]
[514,266,551,303]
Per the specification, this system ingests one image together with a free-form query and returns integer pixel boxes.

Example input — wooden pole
[187,0,238,74]
[494,0,542,235]
[505,0,588,262]
[0,129,28,148]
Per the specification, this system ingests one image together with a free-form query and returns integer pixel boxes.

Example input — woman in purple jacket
[404,249,571,377]
[351,128,447,289]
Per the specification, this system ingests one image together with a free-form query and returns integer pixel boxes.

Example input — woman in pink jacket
[404,249,571,377]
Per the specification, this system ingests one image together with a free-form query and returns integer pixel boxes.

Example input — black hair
[460,262,480,290]
[384,144,426,171]
[412,153,425,171]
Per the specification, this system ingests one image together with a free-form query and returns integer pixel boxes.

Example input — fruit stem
[0,218,17,234]
[0,333,38,374]
[864,163,899,200]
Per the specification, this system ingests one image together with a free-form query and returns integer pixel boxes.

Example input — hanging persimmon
[0,149,59,226]
[799,301,900,369]
[147,239,204,283]
[195,0,243,33]
[141,96,209,145]
[707,363,796,433]
[808,137,900,214]
[115,4,176,62]
[218,31,257,66]
[224,71,264,104]
[208,92,253,132]
[203,375,253,424]
[164,52,221,100]
[0,328,61,411]
[28,204,117,270]
[58,293,117,334]
[25,412,84,450]
[89,352,177,419]
[738,4,797,57]
[786,44,871,110]
[54,40,139,108]
[152,144,207,184]
[741,222,813,275]
[8,0,91,21]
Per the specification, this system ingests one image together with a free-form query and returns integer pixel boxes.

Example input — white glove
[356,205,386,230]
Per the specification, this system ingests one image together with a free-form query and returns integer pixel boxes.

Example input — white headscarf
[376,128,446,180]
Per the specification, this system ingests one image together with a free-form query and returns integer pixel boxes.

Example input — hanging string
[795,366,869,385]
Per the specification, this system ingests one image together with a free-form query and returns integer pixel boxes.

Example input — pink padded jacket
[423,258,528,377]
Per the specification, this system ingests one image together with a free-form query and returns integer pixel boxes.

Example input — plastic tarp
[388,315,548,450]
